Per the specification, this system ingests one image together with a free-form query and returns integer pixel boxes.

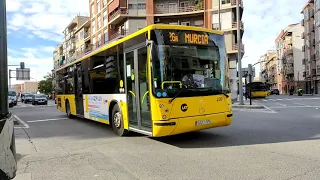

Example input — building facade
[302,0,319,94]
[259,51,277,89]
[275,23,305,94]
[53,0,245,100]
[314,0,320,93]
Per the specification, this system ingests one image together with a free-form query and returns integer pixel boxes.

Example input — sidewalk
[231,96,265,109]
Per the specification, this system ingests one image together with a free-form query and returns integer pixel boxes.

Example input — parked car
[270,89,280,95]
[8,96,14,108]
[32,94,48,105]
[0,113,17,180]
[8,91,17,106]
[23,94,33,104]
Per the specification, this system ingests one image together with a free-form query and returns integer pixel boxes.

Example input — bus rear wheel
[66,101,73,118]
[111,105,128,136]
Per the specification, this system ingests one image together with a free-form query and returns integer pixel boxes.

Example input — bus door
[74,64,84,116]
[124,44,152,134]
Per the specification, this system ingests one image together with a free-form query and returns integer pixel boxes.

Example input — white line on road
[261,105,277,113]
[13,115,30,128]
[267,106,320,108]
[276,103,286,107]
[293,102,311,107]
[27,118,68,123]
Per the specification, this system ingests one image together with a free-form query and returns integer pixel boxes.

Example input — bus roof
[55,24,224,72]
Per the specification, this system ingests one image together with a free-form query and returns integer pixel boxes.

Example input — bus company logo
[181,104,188,112]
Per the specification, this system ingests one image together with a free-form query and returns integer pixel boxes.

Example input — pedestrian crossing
[254,97,320,102]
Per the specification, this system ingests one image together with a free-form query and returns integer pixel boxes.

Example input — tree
[38,73,53,95]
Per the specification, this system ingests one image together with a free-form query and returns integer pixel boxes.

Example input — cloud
[6,0,89,42]
[242,0,306,76]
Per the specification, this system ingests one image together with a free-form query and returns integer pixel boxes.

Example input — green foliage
[38,73,53,95]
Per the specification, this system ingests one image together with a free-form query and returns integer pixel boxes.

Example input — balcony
[285,67,294,74]
[302,45,305,52]
[154,5,204,16]
[108,8,128,25]
[231,0,243,7]
[312,54,316,61]
[232,43,245,53]
[84,31,90,41]
[232,21,244,29]
[301,19,304,26]
[287,48,293,55]
[310,24,314,32]
[309,8,314,18]
[109,29,127,41]
[301,32,305,39]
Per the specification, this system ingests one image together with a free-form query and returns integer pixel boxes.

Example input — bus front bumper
[152,112,232,137]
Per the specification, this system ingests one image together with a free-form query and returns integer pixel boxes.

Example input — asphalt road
[11,97,320,180]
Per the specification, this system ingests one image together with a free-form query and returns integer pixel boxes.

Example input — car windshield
[8,91,16,96]
[150,30,229,98]
[35,94,46,98]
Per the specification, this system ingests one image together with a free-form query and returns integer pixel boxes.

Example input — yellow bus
[246,81,269,98]
[54,24,232,137]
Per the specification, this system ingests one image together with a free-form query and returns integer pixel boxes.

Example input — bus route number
[217,97,222,101]
[169,32,179,42]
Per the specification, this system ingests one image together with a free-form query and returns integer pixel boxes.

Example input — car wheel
[111,104,128,136]
[66,101,74,118]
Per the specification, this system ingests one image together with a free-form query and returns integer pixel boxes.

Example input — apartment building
[259,50,277,89]
[53,44,63,69]
[301,0,318,94]
[74,20,91,59]
[315,0,320,93]
[275,23,305,94]
[61,16,89,66]
[87,0,244,100]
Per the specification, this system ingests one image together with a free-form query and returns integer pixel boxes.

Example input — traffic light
[20,62,25,69]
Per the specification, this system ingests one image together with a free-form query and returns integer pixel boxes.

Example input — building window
[104,30,108,43]
[91,4,95,16]
[138,3,146,9]
[221,0,231,4]
[103,10,108,26]
[98,33,102,46]
[103,0,107,7]
[80,30,84,39]
[97,15,101,29]
[168,3,177,13]
[97,0,101,12]
[181,21,190,26]
[92,20,95,34]
[195,20,203,27]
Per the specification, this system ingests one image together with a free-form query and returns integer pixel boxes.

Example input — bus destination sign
[167,31,209,45]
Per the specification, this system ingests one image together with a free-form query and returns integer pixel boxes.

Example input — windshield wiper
[168,87,186,104]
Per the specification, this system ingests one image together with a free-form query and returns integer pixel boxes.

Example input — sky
[6,0,307,85]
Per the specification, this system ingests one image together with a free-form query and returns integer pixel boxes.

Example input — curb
[232,105,265,109]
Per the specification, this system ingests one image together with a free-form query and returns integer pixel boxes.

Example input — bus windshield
[249,82,268,91]
[150,29,229,98]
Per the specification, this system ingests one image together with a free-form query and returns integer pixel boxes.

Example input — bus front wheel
[111,105,128,136]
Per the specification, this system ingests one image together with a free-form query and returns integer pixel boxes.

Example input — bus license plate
[195,120,211,126]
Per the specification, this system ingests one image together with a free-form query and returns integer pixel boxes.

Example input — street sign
[16,68,30,80]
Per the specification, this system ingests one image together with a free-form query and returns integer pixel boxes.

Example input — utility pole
[218,0,221,30]
[248,64,253,105]
[0,0,9,118]
[236,0,243,105]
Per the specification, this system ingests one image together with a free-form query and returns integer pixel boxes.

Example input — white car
[8,97,14,108]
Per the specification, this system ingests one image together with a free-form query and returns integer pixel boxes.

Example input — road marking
[310,134,320,139]
[27,118,68,123]
[293,102,311,107]
[261,105,277,113]
[267,106,320,108]
[276,103,286,107]
[13,115,30,128]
